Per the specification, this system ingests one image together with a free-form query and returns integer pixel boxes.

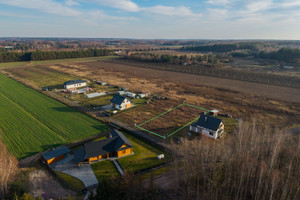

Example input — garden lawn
[118,133,168,173]
[91,160,119,181]
[0,73,108,159]
[55,171,85,192]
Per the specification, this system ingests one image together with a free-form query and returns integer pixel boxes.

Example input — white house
[125,92,136,98]
[64,80,87,89]
[110,94,132,110]
[190,114,224,139]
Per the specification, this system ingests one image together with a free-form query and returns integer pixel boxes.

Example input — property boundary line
[137,103,209,139]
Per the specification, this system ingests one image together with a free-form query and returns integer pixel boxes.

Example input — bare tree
[0,137,19,198]
[169,121,300,200]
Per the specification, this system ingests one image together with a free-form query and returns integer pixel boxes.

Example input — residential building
[64,80,87,89]
[190,114,224,139]
[74,129,133,164]
[110,94,132,110]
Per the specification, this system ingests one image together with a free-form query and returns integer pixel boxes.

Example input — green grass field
[0,73,108,159]
[0,56,118,68]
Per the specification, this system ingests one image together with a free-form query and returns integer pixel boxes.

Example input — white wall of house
[114,98,132,110]
[64,82,86,89]
[189,122,224,139]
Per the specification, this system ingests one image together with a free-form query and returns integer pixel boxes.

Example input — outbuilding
[64,80,87,89]
[41,146,71,165]
[125,92,136,98]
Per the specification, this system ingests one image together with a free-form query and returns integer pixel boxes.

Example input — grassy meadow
[0,73,108,159]
[0,56,118,68]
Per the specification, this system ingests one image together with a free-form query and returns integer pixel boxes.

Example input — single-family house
[190,114,224,139]
[41,146,71,165]
[110,94,132,110]
[64,80,87,89]
[74,129,133,164]
[125,92,136,98]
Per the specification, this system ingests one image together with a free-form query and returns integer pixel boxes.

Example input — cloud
[65,0,79,6]
[280,0,300,7]
[245,0,273,13]
[144,5,202,17]
[206,0,231,6]
[88,10,137,21]
[0,0,81,16]
[85,0,140,12]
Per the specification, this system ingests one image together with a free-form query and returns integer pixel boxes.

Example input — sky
[0,0,300,39]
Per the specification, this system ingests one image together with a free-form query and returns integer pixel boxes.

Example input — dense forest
[256,48,300,63]
[182,43,258,52]
[124,53,219,65]
[0,49,112,63]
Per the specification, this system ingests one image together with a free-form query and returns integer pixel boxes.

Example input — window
[209,132,214,136]
[122,150,126,154]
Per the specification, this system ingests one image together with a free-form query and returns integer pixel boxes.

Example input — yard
[0,73,108,159]
[118,133,168,173]
[90,132,169,180]
[91,160,119,181]
[55,171,85,192]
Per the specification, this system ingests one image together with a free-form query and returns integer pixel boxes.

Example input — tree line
[0,49,112,63]
[182,43,258,52]
[124,53,219,65]
[256,48,300,63]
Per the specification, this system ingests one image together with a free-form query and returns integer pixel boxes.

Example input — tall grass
[170,121,300,200]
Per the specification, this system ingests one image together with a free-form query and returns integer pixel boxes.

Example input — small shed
[138,92,150,98]
[117,91,125,95]
[209,110,219,117]
[96,81,107,86]
[125,92,136,98]
[41,146,70,165]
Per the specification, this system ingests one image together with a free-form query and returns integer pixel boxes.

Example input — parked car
[105,112,112,117]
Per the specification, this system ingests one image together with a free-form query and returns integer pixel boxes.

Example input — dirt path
[28,169,77,199]
[96,61,300,103]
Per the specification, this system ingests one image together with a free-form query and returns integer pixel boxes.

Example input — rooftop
[192,114,222,131]
[64,80,86,85]
[41,146,71,160]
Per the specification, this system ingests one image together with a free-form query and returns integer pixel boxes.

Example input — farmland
[0,73,108,159]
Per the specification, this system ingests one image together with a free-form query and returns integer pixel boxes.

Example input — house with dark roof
[110,94,132,110]
[74,129,133,164]
[190,114,224,139]
[64,80,87,89]
[41,146,71,165]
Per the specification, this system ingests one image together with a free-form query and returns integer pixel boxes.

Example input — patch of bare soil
[28,169,77,199]
[38,60,300,127]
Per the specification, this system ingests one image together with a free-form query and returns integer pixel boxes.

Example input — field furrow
[0,73,108,159]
